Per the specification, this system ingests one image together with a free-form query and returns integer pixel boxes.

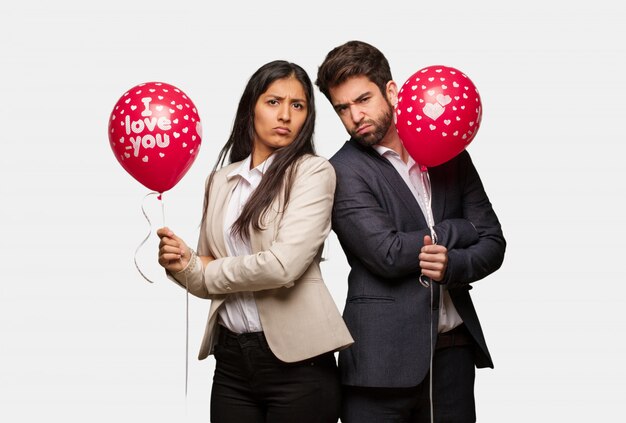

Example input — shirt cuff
[169,255,203,289]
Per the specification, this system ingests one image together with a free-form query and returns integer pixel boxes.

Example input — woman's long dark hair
[201,60,317,240]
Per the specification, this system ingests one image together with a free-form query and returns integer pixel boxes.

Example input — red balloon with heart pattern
[108,82,202,193]
[394,66,482,167]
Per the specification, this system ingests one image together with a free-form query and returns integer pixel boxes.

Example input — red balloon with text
[394,66,482,167]
[108,82,202,193]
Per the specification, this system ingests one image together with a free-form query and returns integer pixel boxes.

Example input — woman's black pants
[210,327,341,423]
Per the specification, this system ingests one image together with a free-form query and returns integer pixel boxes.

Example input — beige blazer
[173,154,353,362]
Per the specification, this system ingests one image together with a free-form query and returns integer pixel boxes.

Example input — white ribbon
[134,191,190,397]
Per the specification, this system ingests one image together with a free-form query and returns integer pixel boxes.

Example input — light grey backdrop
[2,0,624,421]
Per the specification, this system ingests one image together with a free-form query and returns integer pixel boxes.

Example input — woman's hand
[157,227,191,273]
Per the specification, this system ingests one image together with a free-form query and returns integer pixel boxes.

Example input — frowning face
[329,75,396,147]
[252,77,308,164]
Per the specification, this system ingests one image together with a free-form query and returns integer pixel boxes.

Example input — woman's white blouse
[217,154,273,334]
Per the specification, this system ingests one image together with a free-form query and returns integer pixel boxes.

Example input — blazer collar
[208,163,241,259]
[209,157,281,257]
[347,139,446,228]
[348,139,427,227]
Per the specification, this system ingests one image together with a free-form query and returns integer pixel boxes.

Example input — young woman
[157,60,353,423]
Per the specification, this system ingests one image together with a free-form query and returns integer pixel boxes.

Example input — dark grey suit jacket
[330,139,506,388]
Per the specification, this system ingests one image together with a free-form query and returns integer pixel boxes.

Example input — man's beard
[350,105,393,147]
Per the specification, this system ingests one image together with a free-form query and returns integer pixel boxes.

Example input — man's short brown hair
[315,40,393,102]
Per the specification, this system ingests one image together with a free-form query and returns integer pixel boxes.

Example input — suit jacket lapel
[208,167,240,259]
[351,140,428,227]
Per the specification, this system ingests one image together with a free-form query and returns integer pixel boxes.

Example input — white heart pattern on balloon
[394,65,482,167]
[108,81,202,193]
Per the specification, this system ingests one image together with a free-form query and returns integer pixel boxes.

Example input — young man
[316,40,506,422]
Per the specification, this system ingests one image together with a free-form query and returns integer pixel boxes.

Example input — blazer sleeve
[188,156,335,295]
[441,151,506,289]
[331,157,479,279]
[167,172,218,300]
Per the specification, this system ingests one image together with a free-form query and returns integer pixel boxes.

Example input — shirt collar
[227,154,275,182]
[373,144,417,167]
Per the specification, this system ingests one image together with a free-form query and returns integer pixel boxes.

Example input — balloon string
[135,192,190,397]
[160,193,190,398]
[414,278,435,423]
[183,286,190,416]
[422,167,437,244]
[134,191,160,284]
[428,282,434,423]
[415,166,435,423]
[419,167,437,288]
[177,253,190,398]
